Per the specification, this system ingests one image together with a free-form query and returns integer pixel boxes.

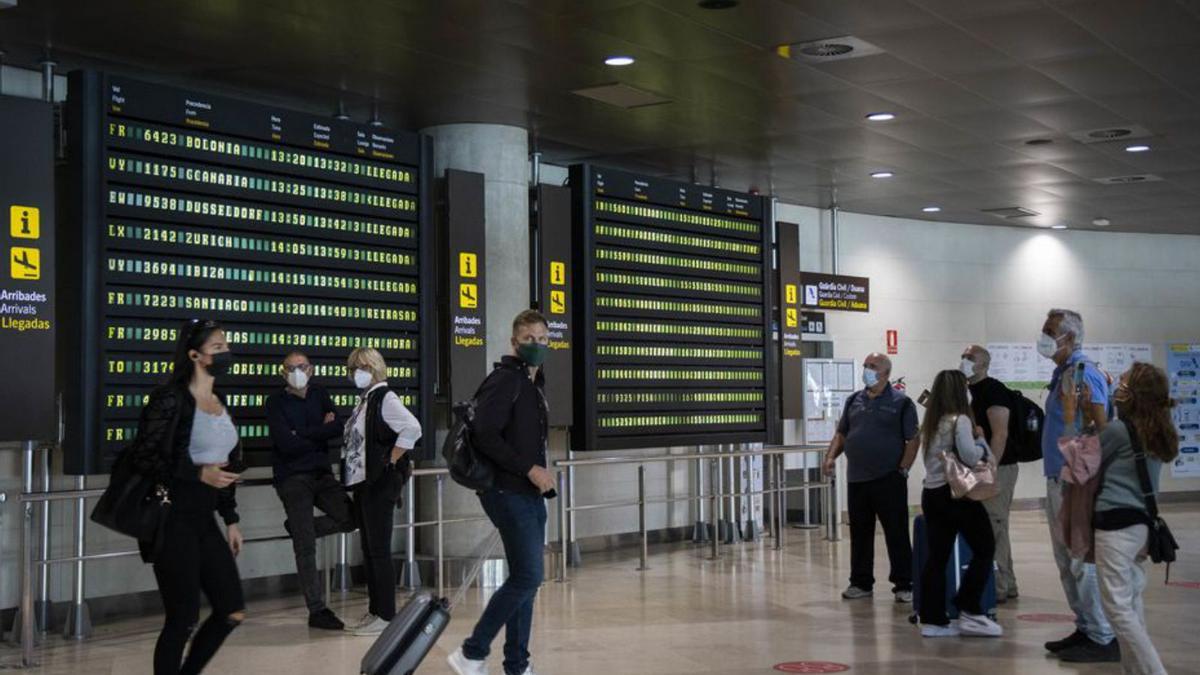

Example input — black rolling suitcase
[361,530,502,675]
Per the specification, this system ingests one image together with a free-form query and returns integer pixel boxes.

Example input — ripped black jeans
[152,510,245,675]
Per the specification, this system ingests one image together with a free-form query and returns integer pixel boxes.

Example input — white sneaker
[894,590,913,604]
[841,585,873,600]
[447,647,489,675]
[517,667,539,675]
[351,615,389,636]
[921,622,961,638]
[350,612,375,630]
[958,612,1003,637]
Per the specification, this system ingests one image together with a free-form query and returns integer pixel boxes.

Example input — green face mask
[517,342,548,367]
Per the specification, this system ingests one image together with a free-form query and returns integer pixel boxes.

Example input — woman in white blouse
[917,369,1003,639]
[342,347,422,636]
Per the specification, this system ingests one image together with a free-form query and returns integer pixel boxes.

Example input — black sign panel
[64,71,433,473]
[0,96,56,442]
[800,272,870,313]
[445,169,487,404]
[777,222,802,420]
[571,164,776,451]
[802,311,827,335]
[535,185,573,427]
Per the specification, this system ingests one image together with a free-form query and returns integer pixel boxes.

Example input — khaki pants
[982,463,1019,597]
[1096,525,1168,675]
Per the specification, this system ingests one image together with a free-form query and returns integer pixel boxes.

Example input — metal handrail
[10,444,838,668]
[550,444,836,581]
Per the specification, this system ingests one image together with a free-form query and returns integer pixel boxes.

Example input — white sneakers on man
[351,615,389,637]
[447,647,489,675]
[921,622,961,638]
[957,612,1003,637]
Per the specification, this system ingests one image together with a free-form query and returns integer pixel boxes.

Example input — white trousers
[1095,525,1168,675]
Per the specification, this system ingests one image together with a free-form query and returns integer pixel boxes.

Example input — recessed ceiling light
[1125,144,1150,153]
[1051,224,1068,230]
[604,56,635,67]
[866,112,895,122]
[870,171,894,178]
[1092,217,1111,227]
[922,206,941,213]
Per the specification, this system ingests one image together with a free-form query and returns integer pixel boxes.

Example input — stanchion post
[636,465,648,571]
[826,473,840,542]
[64,474,92,639]
[400,479,421,589]
[435,474,445,598]
[691,449,709,543]
[37,445,50,634]
[557,470,568,582]
[708,458,719,561]
[775,455,786,550]
[333,531,351,592]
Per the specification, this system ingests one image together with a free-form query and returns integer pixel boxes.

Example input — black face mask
[205,351,235,378]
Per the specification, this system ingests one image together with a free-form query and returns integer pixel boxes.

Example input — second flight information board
[63,71,433,473]
[569,165,776,451]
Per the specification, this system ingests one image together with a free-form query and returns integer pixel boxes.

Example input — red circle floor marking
[1017,613,1076,623]
[774,663,851,673]
[1167,581,1200,589]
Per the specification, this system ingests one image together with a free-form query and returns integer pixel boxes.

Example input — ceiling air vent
[1068,125,1152,145]
[981,206,1040,219]
[571,83,672,109]
[1093,174,1164,185]
[776,36,884,63]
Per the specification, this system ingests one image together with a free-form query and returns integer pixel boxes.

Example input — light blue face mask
[862,368,879,388]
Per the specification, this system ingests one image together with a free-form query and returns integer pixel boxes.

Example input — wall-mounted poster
[1167,344,1200,479]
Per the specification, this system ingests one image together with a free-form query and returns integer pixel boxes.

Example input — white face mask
[960,359,976,379]
[862,369,880,388]
[286,369,309,390]
[1037,333,1060,359]
[353,368,374,389]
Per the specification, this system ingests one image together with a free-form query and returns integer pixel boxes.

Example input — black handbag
[91,402,180,556]
[443,397,494,493]
[1124,420,1180,579]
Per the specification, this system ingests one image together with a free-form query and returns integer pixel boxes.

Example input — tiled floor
[4,506,1197,674]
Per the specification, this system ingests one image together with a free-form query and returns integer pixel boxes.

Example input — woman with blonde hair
[1066,362,1177,674]
[341,347,422,636]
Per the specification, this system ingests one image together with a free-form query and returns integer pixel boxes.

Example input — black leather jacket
[473,356,548,496]
[127,383,241,526]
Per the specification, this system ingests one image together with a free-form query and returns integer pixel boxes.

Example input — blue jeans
[462,490,546,675]
[1045,478,1114,644]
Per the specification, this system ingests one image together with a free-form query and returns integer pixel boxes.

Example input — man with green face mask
[449,309,554,675]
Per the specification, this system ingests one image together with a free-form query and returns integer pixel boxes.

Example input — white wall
[786,207,1200,504]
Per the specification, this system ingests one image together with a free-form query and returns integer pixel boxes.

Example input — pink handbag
[942,417,998,501]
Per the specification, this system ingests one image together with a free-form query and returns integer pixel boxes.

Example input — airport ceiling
[2,0,1200,235]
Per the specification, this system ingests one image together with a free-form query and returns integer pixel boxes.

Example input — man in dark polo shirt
[961,344,1019,603]
[823,352,919,602]
[266,349,355,630]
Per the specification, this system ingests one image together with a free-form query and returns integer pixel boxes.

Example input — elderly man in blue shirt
[1038,309,1118,664]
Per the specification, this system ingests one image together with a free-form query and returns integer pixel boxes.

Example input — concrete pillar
[418,124,529,559]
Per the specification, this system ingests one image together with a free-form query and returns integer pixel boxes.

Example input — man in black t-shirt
[962,345,1020,602]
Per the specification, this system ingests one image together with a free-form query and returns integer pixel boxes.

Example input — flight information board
[63,71,433,474]
[569,165,776,451]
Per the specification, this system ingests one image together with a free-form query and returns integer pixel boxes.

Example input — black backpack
[442,365,522,492]
[443,396,494,492]
[1005,389,1045,463]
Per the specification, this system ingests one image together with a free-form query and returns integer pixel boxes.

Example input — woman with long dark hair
[1072,362,1177,674]
[126,319,246,674]
[916,369,1002,638]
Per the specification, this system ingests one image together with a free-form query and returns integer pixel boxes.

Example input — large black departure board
[63,71,433,474]
[569,165,776,451]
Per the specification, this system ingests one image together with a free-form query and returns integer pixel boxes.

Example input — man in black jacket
[449,310,555,675]
[265,350,355,630]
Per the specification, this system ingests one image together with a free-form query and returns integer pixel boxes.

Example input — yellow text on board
[459,283,478,309]
[10,205,40,239]
[459,252,478,278]
[550,290,566,314]
[550,261,566,286]
[11,247,40,280]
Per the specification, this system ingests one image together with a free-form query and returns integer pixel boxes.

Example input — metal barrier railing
[552,445,832,581]
[7,443,837,668]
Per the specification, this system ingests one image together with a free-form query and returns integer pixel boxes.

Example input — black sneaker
[1058,638,1121,663]
[308,608,345,631]
[1044,629,1088,653]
